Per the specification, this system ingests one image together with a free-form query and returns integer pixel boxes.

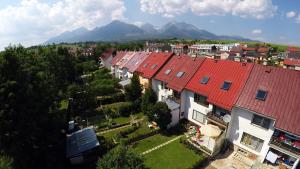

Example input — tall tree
[0,46,65,169]
[149,102,172,130]
[97,145,146,169]
[125,74,142,102]
[141,87,157,114]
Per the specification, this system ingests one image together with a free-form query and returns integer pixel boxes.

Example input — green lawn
[143,140,205,169]
[133,134,178,154]
[89,112,144,129]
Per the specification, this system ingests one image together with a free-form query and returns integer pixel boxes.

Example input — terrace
[269,130,300,159]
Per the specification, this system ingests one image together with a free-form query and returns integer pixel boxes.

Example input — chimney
[242,62,246,66]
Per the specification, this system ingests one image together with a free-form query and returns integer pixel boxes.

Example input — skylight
[221,81,231,90]
[200,76,209,84]
[176,71,185,78]
[256,90,267,101]
[165,69,172,75]
[151,64,157,69]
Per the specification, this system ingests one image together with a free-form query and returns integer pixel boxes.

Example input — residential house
[122,52,151,79]
[229,65,300,168]
[135,52,173,89]
[99,48,116,69]
[152,54,206,127]
[184,59,253,156]
[283,59,300,71]
[111,51,127,77]
[112,52,136,80]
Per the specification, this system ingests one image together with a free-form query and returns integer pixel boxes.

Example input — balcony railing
[269,136,300,156]
[206,112,227,128]
[167,95,180,104]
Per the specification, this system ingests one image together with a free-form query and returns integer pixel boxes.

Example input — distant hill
[45,20,253,44]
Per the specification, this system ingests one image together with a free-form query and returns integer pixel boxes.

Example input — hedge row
[101,101,140,117]
[96,93,125,105]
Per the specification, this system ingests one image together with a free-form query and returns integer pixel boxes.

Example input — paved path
[141,135,183,155]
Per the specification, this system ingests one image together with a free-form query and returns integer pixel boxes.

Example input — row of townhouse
[104,51,299,169]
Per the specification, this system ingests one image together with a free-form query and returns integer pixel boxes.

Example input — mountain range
[46,20,253,44]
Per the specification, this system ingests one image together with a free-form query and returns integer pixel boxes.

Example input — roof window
[200,76,209,84]
[176,71,185,78]
[221,81,231,90]
[256,90,267,101]
[165,69,172,75]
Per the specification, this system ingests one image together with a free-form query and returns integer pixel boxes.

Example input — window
[151,64,157,69]
[240,132,264,152]
[256,90,267,101]
[192,110,206,124]
[161,81,168,89]
[200,76,209,84]
[252,114,271,129]
[165,69,172,75]
[194,93,209,107]
[221,81,231,90]
[176,71,185,78]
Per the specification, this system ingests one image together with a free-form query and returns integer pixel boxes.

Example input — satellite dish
[223,115,231,123]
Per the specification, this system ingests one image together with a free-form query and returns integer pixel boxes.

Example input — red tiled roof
[186,59,253,110]
[136,52,173,79]
[243,47,256,51]
[111,51,127,66]
[257,47,269,53]
[236,64,300,135]
[100,48,115,61]
[287,47,300,52]
[283,58,300,66]
[123,52,151,73]
[155,55,206,92]
[117,52,136,69]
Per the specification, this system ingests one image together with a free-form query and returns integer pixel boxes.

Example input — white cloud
[140,0,277,19]
[252,29,262,34]
[0,0,126,50]
[286,11,296,18]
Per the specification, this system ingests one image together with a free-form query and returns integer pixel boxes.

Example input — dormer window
[176,71,185,78]
[221,81,231,90]
[165,69,172,75]
[200,76,209,84]
[256,90,267,101]
[151,64,157,69]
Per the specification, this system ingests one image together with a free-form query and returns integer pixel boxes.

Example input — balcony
[206,112,228,128]
[269,133,300,158]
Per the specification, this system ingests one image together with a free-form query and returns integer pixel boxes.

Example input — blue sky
[0,0,299,50]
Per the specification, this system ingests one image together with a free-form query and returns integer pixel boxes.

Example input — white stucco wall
[183,90,213,127]
[228,107,275,161]
[152,79,173,101]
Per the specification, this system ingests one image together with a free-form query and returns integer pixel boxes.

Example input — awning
[200,124,222,138]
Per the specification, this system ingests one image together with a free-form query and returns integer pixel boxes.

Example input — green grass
[143,140,205,169]
[89,112,144,129]
[133,134,178,154]
[100,126,130,139]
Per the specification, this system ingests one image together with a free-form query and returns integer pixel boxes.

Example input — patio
[185,123,226,156]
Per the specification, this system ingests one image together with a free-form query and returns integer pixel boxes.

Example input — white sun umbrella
[200,124,222,138]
